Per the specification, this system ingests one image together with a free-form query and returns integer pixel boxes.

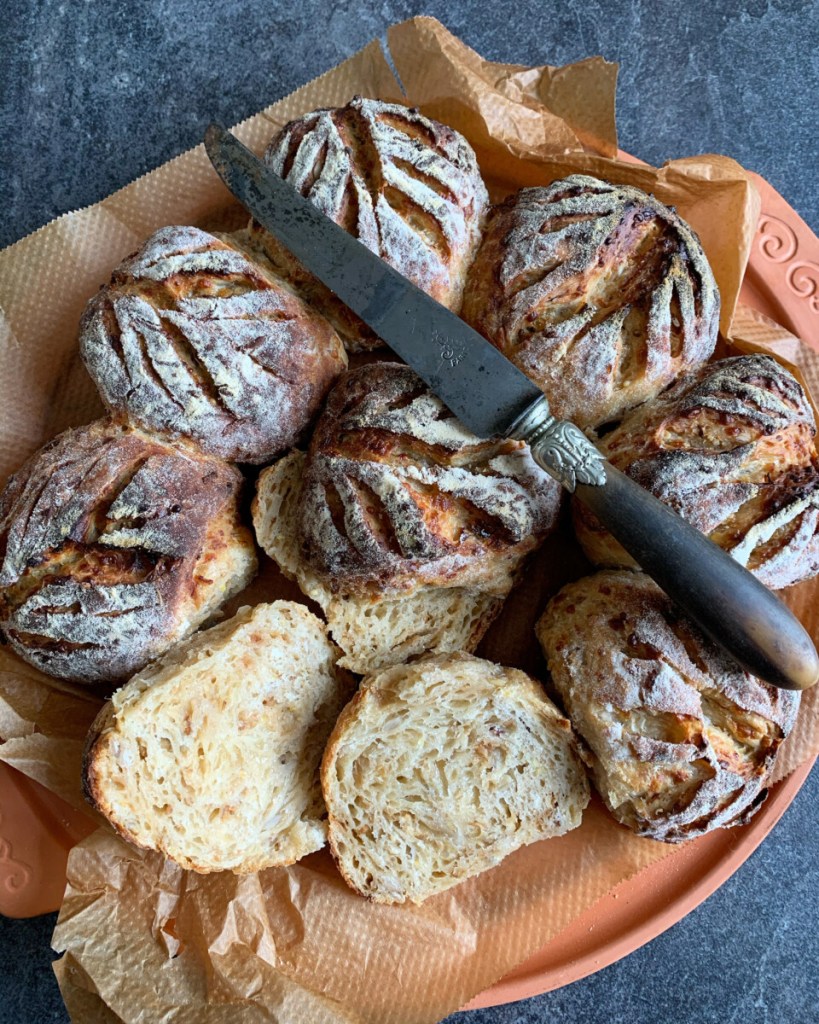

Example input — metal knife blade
[204,123,543,438]
[203,122,819,691]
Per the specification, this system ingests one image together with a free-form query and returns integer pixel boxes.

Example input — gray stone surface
[1,1,818,1022]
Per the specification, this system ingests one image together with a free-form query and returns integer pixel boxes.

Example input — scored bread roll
[573,354,819,590]
[299,362,561,593]
[247,96,489,351]
[252,363,562,674]
[0,420,256,685]
[253,451,501,675]
[80,225,347,464]
[83,602,353,873]
[536,570,800,843]
[462,175,719,430]
[321,652,590,904]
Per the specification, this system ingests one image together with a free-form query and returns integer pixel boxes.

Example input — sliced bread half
[83,601,353,873]
[321,652,590,904]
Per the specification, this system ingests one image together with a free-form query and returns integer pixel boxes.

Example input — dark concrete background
[1,1,818,1022]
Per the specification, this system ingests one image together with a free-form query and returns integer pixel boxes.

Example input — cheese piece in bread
[83,601,353,873]
[321,652,590,904]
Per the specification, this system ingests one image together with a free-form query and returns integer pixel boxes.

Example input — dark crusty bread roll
[79,226,347,464]
[0,420,256,685]
[299,362,562,596]
[574,354,819,590]
[536,570,800,842]
[248,96,489,351]
[462,175,720,429]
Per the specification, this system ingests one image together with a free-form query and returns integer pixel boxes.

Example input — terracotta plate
[0,175,817,1016]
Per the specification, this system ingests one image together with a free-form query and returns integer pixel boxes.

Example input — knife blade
[204,123,819,691]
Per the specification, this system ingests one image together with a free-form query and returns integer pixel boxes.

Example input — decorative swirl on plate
[0,811,33,893]
[786,262,819,314]
[757,215,798,264]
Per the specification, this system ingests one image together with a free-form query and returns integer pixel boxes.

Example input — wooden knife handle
[572,463,819,691]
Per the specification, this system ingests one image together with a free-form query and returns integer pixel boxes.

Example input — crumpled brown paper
[0,15,817,1024]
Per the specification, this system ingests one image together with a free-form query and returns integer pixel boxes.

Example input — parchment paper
[0,16,817,1024]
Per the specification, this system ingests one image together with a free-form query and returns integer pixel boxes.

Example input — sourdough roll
[248,96,489,351]
[321,652,590,904]
[536,571,800,842]
[80,225,347,464]
[462,175,720,429]
[252,363,562,674]
[0,420,256,685]
[83,602,353,873]
[253,451,502,675]
[573,355,819,590]
[300,362,561,593]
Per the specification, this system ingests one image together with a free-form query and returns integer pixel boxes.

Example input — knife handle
[514,402,819,691]
[572,464,818,690]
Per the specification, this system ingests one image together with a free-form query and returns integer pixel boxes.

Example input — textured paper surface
[0,16,817,1024]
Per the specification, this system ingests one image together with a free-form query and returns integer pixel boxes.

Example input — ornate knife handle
[509,397,819,691]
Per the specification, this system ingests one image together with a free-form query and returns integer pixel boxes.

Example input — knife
[204,123,818,691]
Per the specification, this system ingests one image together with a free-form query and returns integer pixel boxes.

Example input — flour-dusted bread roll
[83,601,353,873]
[0,420,256,685]
[321,652,590,904]
[573,355,819,590]
[462,175,720,430]
[300,362,561,593]
[252,363,562,674]
[248,96,489,351]
[536,571,800,842]
[80,226,347,463]
[253,451,501,675]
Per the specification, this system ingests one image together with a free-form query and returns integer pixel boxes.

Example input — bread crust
[536,570,800,842]
[0,419,256,685]
[298,362,563,595]
[321,652,590,903]
[573,354,819,589]
[79,225,347,463]
[248,96,489,352]
[462,175,719,429]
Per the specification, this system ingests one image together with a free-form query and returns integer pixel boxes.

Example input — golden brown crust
[0,419,256,685]
[248,96,489,352]
[298,362,563,595]
[462,175,720,429]
[573,354,819,589]
[536,570,800,843]
[79,226,347,464]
